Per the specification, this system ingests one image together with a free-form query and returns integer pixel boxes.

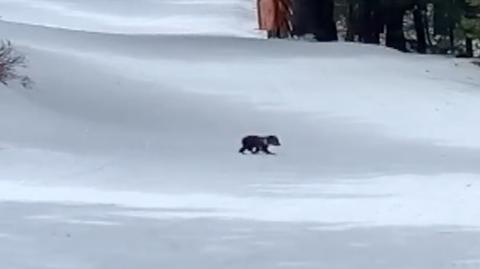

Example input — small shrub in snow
[0,40,32,88]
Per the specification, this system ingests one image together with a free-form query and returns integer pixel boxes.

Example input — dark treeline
[289,0,480,56]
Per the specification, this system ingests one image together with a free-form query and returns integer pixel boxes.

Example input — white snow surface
[1,1,480,268]
[0,0,262,36]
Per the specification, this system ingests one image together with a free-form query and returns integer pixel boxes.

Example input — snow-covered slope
[0,0,261,36]
[1,1,480,268]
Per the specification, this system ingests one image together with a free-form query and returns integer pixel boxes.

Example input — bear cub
[239,135,281,155]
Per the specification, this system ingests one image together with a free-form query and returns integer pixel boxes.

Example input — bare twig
[0,40,32,88]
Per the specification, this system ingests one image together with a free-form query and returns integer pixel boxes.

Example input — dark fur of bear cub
[239,135,281,155]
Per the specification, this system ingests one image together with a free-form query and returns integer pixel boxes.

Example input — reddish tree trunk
[258,0,292,38]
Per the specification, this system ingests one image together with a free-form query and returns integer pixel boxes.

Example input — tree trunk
[345,2,355,41]
[449,26,455,52]
[385,7,407,52]
[292,0,338,41]
[447,0,456,53]
[359,0,382,44]
[466,38,474,57]
[413,5,427,53]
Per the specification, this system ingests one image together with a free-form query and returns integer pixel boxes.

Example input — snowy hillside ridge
[0,20,404,58]
[0,0,262,37]
[3,20,480,148]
